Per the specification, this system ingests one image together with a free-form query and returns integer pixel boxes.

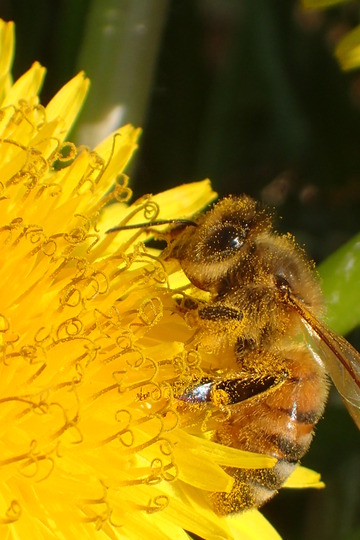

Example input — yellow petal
[0,19,14,77]
[225,509,282,540]
[86,123,141,199]
[2,61,45,106]
[0,20,14,102]
[174,430,276,470]
[151,179,217,221]
[45,72,89,135]
[283,465,325,489]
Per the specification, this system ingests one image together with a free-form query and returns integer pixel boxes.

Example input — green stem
[73,0,169,147]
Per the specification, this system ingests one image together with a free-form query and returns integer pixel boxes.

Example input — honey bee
[109,195,360,514]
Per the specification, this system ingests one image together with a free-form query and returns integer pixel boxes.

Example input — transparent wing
[289,293,360,430]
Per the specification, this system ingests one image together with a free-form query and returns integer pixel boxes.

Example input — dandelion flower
[0,19,321,540]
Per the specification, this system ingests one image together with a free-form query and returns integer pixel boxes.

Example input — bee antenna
[106,218,197,234]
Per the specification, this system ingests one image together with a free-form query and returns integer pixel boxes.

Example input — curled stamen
[0,500,22,524]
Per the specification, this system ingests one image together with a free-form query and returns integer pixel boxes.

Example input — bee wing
[289,294,360,430]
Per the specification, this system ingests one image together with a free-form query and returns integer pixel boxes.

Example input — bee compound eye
[204,225,245,257]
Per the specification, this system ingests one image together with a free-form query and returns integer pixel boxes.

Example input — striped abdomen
[210,344,329,513]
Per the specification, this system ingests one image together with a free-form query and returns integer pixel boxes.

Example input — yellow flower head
[0,19,323,540]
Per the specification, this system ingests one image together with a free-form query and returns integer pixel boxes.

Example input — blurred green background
[1,1,360,538]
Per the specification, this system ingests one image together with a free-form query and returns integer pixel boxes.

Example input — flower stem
[73,0,169,146]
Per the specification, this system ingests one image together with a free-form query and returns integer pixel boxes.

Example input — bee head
[166,196,272,293]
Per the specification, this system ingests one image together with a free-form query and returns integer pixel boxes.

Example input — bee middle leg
[175,295,243,323]
[198,304,243,323]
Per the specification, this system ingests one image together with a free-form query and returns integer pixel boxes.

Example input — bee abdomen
[212,346,328,512]
[211,460,296,513]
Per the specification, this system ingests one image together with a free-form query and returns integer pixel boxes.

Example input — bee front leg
[175,296,244,352]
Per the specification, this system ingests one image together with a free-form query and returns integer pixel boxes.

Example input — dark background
[1,1,360,538]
